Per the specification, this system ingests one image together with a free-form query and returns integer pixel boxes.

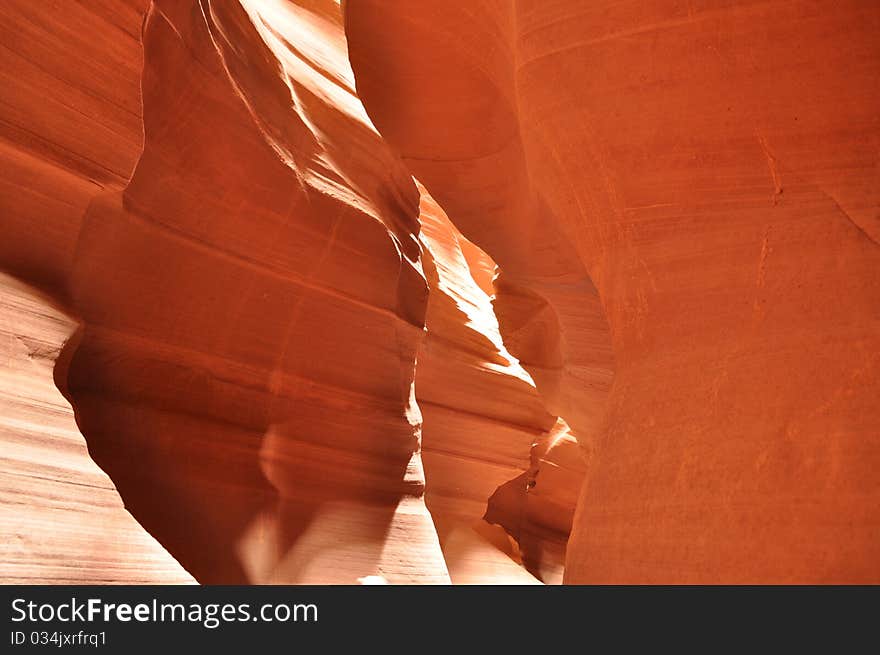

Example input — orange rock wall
[0,0,193,584]
[2,0,876,584]
[1,0,580,584]
[346,0,880,582]
[417,191,560,583]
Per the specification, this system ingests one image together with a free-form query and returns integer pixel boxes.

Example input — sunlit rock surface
[0,274,194,584]
[0,0,192,584]
[2,0,877,584]
[417,189,562,583]
[347,0,880,582]
[0,0,577,584]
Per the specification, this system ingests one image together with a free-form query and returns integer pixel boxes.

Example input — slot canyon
[0,0,877,584]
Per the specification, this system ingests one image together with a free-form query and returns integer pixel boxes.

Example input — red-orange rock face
[1,0,193,584]
[1,0,878,584]
[0,0,569,585]
[347,0,880,582]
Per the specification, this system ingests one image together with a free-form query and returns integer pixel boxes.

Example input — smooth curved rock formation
[485,419,586,584]
[2,0,878,584]
[346,0,880,582]
[1,0,581,584]
[417,188,560,583]
[0,274,193,583]
[0,0,193,584]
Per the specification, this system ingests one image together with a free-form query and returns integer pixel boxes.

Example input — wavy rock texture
[1,0,584,584]
[417,189,561,583]
[485,419,586,584]
[346,0,880,582]
[417,190,590,583]
[63,0,453,585]
[4,0,876,585]
[0,274,194,583]
[0,0,146,296]
[0,0,192,584]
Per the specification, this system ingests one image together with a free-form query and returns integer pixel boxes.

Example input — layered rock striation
[346,0,880,582]
[2,0,877,584]
[1,0,580,584]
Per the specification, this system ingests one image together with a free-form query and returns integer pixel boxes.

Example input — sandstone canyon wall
[346,0,880,582]
[0,0,193,584]
[417,190,586,583]
[1,0,878,584]
[1,0,573,584]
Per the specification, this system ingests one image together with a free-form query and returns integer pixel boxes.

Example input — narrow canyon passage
[0,0,587,584]
[1,0,878,584]
[346,0,880,582]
